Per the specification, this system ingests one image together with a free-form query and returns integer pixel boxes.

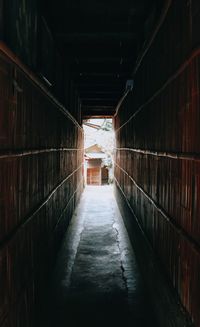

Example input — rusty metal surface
[114,1,200,326]
[0,46,84,326]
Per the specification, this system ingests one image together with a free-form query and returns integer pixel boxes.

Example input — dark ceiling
[42,0,158,118]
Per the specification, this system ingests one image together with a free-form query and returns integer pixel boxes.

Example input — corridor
[39,186,156,327]
[1,1,200,326]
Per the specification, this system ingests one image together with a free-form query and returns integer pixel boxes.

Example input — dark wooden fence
[114,1,200,326]
[0,43,84,326]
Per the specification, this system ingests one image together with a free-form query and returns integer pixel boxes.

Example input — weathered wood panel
[114,0,200,326]
[0,44,84,326]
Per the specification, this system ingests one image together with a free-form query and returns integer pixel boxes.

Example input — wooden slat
[114,1,200,325]
[0,43,84,324]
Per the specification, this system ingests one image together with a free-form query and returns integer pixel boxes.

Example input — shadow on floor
[37,186,157,327]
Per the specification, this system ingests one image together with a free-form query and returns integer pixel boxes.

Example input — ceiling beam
[72,72,129,78]
[82,107,115,118]
[83,113,114,119]
[82,99,117,106]
[69,57,133,63]
[70,62,132,74]
[82,105,115,110]
[83,115,115,119]
[56,32,138,43]
[62,43,137,62]
[77,85,124,95]
[79,91,120,96]
[82,97,117,102]
[47,14,144,33]
[76,82,123,88]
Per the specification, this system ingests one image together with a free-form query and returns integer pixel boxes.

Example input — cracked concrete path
[41,186,157,327]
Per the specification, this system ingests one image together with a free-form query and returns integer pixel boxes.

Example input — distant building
[84,144,112,185]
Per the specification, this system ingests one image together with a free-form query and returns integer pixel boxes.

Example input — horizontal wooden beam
[82,105,115,110]
[63,40,136,51]
[82,97,117,101]
[79,91,120,97]
[83,113,114,119]
[47,13,144,33]
[76,82,125,96]
[76,82,123,88]
[82,99,117,106]
[56,32,138,43]
[70,61,133,74]
[72,72,129,79]
[70,57,134,63]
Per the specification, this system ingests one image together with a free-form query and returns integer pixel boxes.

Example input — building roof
[85,144,106,160]
[85,144,104,154]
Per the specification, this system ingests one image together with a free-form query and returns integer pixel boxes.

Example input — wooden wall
[114,1,200,326]
[4,0,38,68]
[0,44,84,326]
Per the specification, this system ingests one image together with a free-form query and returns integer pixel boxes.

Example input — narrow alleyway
[39,186,157,327]
[1,2,200,326]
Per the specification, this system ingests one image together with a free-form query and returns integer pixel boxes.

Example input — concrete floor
[40,186,157,327]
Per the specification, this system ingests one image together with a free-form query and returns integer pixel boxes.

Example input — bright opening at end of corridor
[83,118,114,186]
